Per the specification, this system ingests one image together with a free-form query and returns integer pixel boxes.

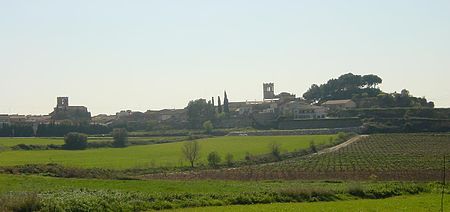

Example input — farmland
[1,133,449,211]
[0,137,65,147]
[278,133,450,180]
[0,136,187,147]
[0,135,336,169]
[0,173,447,211]
[148,134,450,181]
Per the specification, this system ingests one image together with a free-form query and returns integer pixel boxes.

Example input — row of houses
[0,114,52,126]
[1,84,357,128]
[88,84,358,127]
[230,84,356,121]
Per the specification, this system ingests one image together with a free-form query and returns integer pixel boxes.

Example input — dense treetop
[303,73,382,103]
[303,73,433,108]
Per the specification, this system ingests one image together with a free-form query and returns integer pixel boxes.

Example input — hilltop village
[0,83,356,130]
[0,73,446,137]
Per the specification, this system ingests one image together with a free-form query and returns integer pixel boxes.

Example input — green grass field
[0,136,186,147]
[171,194,450,211]
[0,137,65,146]
[0,135,336,169]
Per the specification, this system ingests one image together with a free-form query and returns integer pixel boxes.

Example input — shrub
[244,152,253,161]
[207,151,221,168]
[202,121,214,134]
[112,128,128,147]
[347,184,365,197]
[276,187,338,202]
[63,132,88,150]
[269,142,282,160]
[225,153,234,167]
[309,140,317,153]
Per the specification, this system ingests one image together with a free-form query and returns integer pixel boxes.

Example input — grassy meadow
[0,137,65,147]
[0,135,336,169]
[0,136,186,147]
[170,194,450,212]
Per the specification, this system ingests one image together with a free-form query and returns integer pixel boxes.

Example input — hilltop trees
[303,73,434,108]
[186,99,216,128]
[303,73,383,103]
[185,91,231,129]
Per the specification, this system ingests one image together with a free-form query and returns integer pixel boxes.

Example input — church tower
[263,83,275,100]
[57,97,69,108]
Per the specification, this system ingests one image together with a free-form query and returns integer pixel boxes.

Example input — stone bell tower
[57,97,69,108]
[263,83,275,100]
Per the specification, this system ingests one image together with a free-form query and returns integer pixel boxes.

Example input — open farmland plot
[152,134,450,181]
[0,135,336,169]
[169,194,450,212]
[0,137,65,147]
[282,134,450,177]
[0,136,187,147]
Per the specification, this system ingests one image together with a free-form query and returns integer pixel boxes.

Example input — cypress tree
[223,91,229,113]
[217,96,222,113]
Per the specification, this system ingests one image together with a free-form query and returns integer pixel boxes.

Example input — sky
[1,0,449,115]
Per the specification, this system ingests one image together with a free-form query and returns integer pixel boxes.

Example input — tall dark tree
[223,91,230,113]
[362,74,382,88]
[217,96,223,113]
[211,97,215,107]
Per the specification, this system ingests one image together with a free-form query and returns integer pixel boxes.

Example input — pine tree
[217,96,222,113]
[223,91,229,113]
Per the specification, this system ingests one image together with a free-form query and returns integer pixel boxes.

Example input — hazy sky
[1,0,449,115]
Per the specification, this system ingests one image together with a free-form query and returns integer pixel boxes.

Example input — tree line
[185,91,230,129]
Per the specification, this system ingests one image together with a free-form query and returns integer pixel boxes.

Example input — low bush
[207,151,221,168]
[112,128,129,147]
[63,132,88,150]
[276,187,339,202]
[347,183,428,199]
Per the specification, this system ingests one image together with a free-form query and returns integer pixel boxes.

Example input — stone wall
[278,118,362,130]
